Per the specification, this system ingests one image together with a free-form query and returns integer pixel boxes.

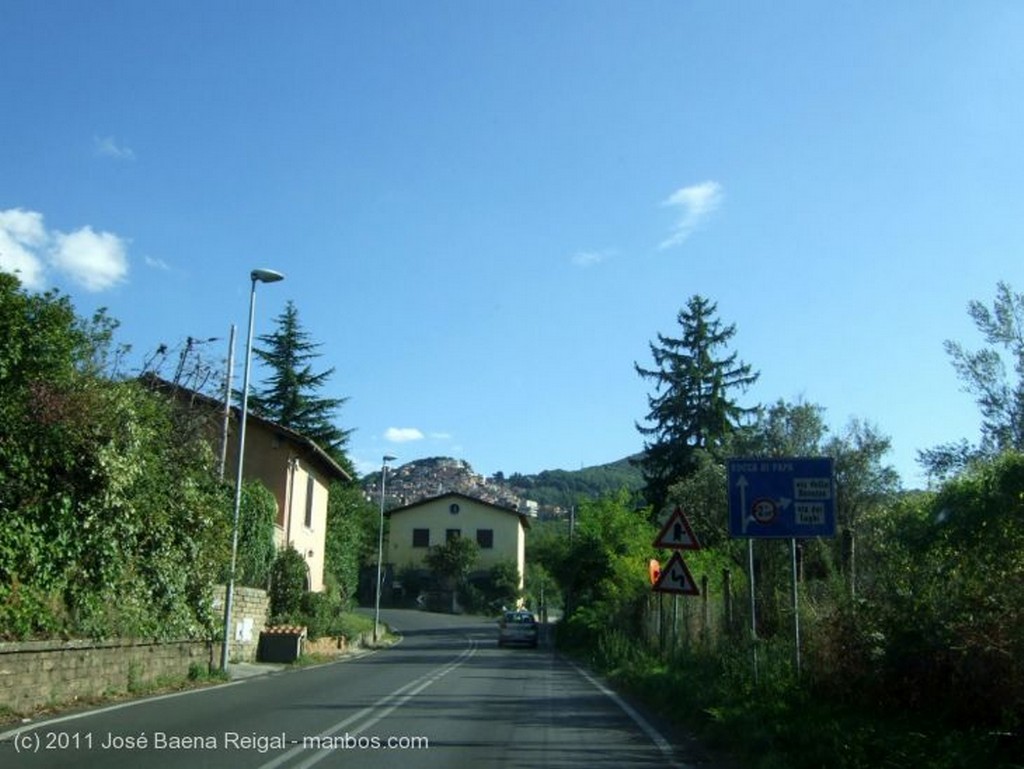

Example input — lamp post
[373,454,397,644]
[221,268,284,672]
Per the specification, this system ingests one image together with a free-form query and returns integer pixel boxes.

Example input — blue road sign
[727,457,836,538]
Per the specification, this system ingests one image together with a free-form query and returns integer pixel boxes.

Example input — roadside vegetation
[532,286,1024,769]
[0,273,230,640]
[0,274,370,644]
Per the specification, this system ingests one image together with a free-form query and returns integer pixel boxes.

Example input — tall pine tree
[248,300,353,469]
[634,295,759,511]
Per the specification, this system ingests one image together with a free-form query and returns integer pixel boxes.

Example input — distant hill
[362,455,644,516]
[501,456,644,510]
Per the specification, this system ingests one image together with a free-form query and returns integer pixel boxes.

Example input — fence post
[723,568,733,636]
[791,538,802,677]
[701,575,709,646]
[672,594,679,653]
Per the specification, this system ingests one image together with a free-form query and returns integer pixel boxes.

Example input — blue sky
[2,2,1022,486]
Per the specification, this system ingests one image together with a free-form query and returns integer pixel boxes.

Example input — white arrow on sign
[737,475,750,534]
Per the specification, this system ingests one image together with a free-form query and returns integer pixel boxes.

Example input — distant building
[521,499,540,517]
[385,492,530,589]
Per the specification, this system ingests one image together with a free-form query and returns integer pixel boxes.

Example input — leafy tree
[665,449,730,548]
[248,300,353,472]
[733,398,829,457]
[466,560,522,614]
[486,560,522,605]
[634,295,759,512]
[0,273,87,391]
[323,482,374,606]
[423,535,479,613]
[921,281,1024,480]
[524,560,559,616]
[917,438,980,484]
[525,518,572,597]
[553,490,656,645]
[524,518,570,615]
[825,420,900,534]
[424,536,479,585]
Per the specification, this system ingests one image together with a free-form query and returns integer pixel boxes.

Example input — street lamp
[221,268,285,672]
[373,454,397,644]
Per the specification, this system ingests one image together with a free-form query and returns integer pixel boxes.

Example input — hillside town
[362,457,540,516]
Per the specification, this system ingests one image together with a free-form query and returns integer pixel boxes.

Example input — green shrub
[235,482,277,589]
[269,547,307,622]
[0,277,230,641]
[298,588,346,639]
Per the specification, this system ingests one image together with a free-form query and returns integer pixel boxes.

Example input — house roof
[385,491,531,529]
[139,374,351,483]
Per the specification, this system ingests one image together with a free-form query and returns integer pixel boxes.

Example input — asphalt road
[1,610,711,769]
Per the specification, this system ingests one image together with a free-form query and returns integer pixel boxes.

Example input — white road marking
[256,638,477,769]
[566,659,692,769]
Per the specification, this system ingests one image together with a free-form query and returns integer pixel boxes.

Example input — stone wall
[0,638,219,714]
[0,587,269,715]
[211,584,270,664]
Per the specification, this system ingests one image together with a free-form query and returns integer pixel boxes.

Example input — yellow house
[222,412,350,592]
[144,376,350,592]
[386,492,529,589]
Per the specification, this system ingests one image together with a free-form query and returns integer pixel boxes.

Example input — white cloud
[94,135,136,161]
[385,427,425,443]
[51,227,128,292]
[0,208,48,289]
[0,208,130,292]
[571,249,613,268]
[658,180,723,250]
[429,432,453,440]
[144,255,170,271]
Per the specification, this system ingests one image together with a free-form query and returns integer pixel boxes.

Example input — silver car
[497,610,539,648]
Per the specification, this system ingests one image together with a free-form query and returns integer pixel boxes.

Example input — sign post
[727,458,836,678]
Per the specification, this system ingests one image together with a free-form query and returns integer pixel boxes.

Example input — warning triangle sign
[652,552,700,596]
[653,506,701,550]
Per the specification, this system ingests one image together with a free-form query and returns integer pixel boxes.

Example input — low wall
[0,586,269,715]
[0,638,219,714]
